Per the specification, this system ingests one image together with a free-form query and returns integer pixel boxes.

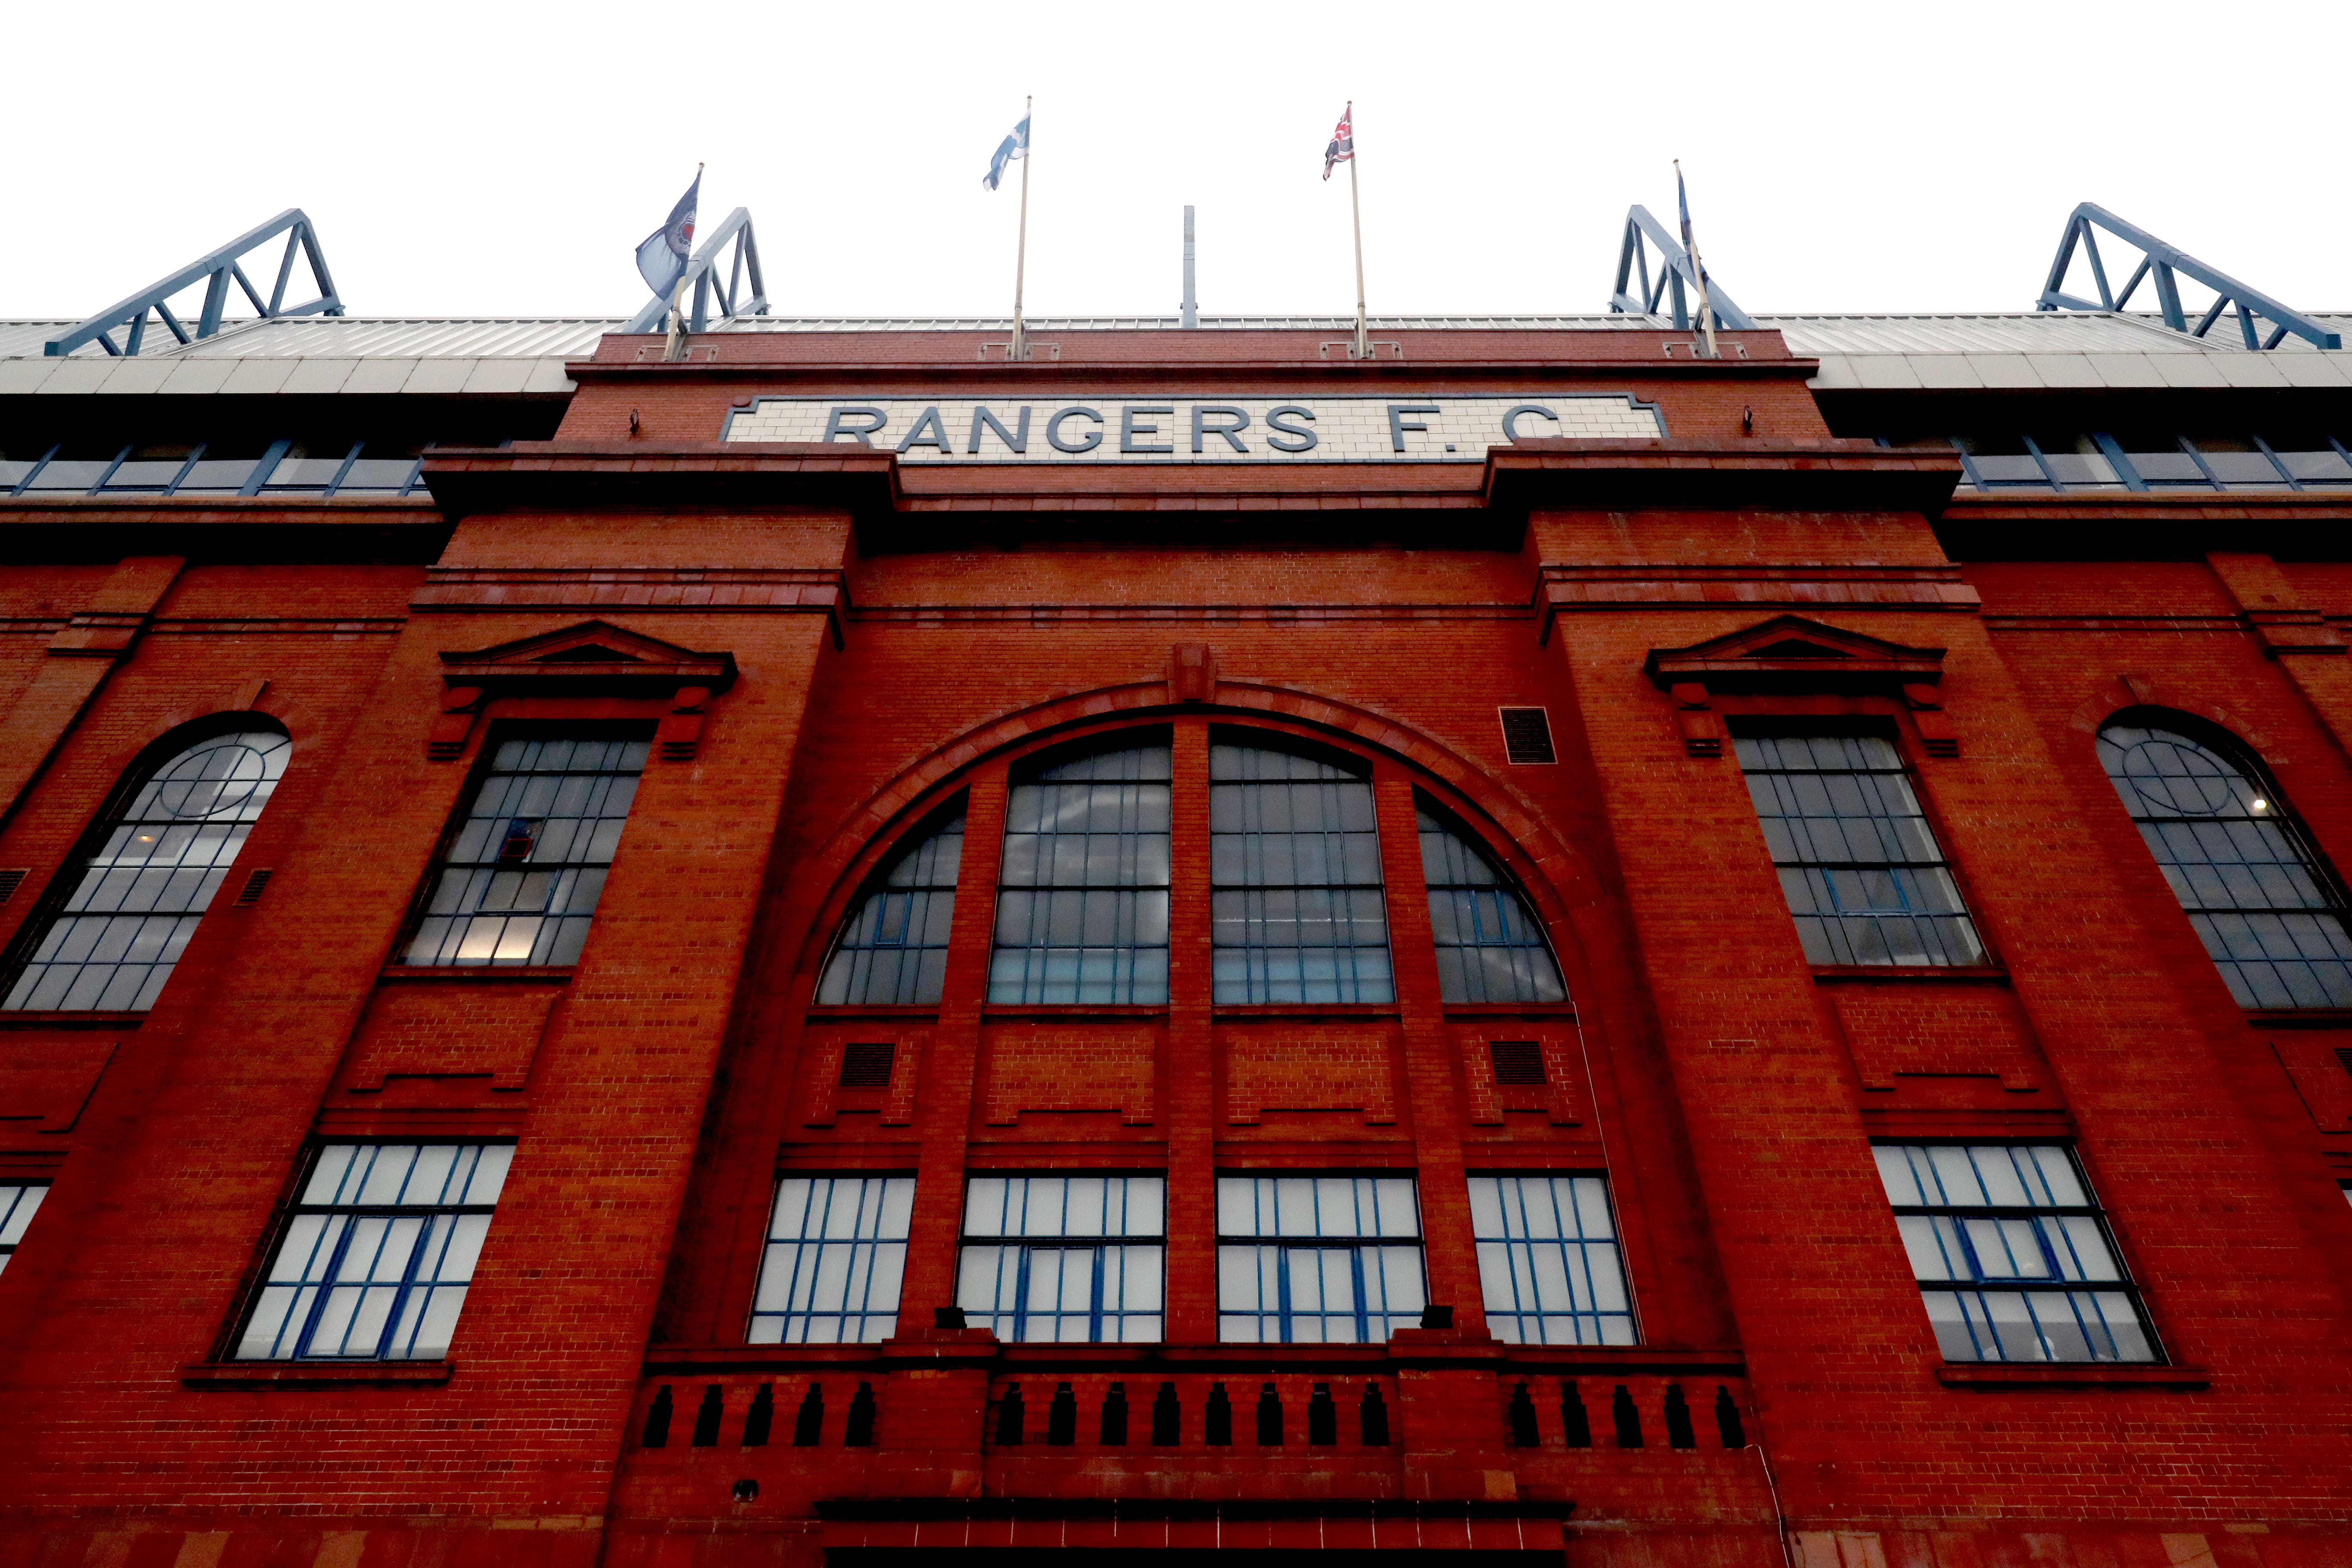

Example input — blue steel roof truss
[2037,203,2340,352]
[1608,206,1756,333]
[43,210,343,358]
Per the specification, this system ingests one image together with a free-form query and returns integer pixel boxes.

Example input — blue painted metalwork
[620,207,768,335]
[2037,203,2339,352]
[1608,206,1755,332]
[43,211,341,358]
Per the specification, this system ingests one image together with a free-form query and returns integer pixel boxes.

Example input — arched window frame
[2095,708,2352,1011]
[0,713,291,1014]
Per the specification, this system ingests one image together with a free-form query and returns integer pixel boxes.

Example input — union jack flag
[1323,103,1353,181]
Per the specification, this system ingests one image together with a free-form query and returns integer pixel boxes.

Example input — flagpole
[1675,159,1719,361]
[1346,102,1369,361]
[1011,95,1032,363]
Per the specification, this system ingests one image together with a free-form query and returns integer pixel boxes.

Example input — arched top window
[817,807,966,1006]
[808,722,1579,1017]
[2098,718,2352,1009]
[1418,801,1568,1004]
[5,724,289,1012]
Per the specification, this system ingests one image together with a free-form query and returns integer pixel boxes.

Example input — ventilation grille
[2337,1047,2352,1083]
[233,869,274,906]
[1499,707,1557,765]
[839,1041,896,1088]
[1489,1040,1546,1086]
[0,869,28,906]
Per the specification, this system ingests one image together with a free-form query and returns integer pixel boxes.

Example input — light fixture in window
[2250,797,2269,812]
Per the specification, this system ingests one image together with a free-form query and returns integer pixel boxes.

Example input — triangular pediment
[439,620,736,693]
[1645,615,1944,692]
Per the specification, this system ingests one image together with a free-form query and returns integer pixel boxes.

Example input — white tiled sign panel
[722,394,1663,463]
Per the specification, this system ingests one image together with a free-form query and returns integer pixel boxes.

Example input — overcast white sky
[3,0,2346,327]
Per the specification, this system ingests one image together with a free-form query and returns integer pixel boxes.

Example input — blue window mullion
[374,1214,438,1359]
[1350,1246,1370,1342]
[291,1213,361,1358]
[1090,1245,1107,1342]
[1276,1246,1295,1343]
[1010,1246,1032,1342]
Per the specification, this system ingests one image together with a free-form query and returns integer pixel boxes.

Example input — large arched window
[4,725,289,1012]
[1418,802,1568,1004]
[816,808,966,1006]
[1210,741,1391,1004]
[2098,719,2352,1009]
[990,742,1172,1005]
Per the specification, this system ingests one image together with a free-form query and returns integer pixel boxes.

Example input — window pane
[1467,1175,1636,1345]
[400,734,649,969]
[1210,744,1392,1003]
[236,1144,508,1362]
[0,1182,49,1274]
[1733,732,1986,968]
[1215,1174,1427,1343]
[748,1175,915,1344]
[5,729,290,1013]
[1417,806,1567,1003]
[954,1173,1165,1342]
[990,745,1171,1003]
[1876,1143,2154,1364]
[818,812,966,1005]
[2098,724,2352,1008]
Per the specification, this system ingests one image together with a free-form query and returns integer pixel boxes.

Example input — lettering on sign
[722,394,1664,464]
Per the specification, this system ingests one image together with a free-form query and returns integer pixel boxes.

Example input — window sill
[1440,1002,1578,1018]
[980,1004,1170,1020]
[1812,967,2009,986]
[0,1011,143,1030]
[1934,1361,2207,1391]
[2246,1008,2352,1030]
[181,1360,453,1390]
[377,965,575,986]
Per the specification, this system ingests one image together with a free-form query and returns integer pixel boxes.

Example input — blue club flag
[1676,162,1697,260]
[982,111,1030,191]
[634,169,702,298]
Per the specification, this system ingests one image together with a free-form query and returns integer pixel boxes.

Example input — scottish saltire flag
[1323,103,1354,181]
[635,169,701,297]
[983,111,1030,191]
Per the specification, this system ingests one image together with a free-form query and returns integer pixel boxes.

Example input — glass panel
[2277,450,2352,484]
[818,813,965,1005]
[749,1174,915,1344]
[22,459,117,493]
[5,730,291,1013]
[99,459,188,491]
[334,457,420,493]
[1418,806,1567,1003]
[2199,451,2285,487]
[990,744,1171,1004]
[1877,1142,2154,1364]
[1733,733,1987,969]
[954,1173,1164,1342]
[262,453,350,491]
[401,735,649,969]
[2098,725,2352,1008]
[172,458,261,493]
[1468,1175,1635,1345]
[1209,743,1391,1004]
[236,1144,507,1361]
[0,1182,48,1274]
[2123,450,2211,486]
[1214,1174,1426,1343]
[1967,455,2048,487]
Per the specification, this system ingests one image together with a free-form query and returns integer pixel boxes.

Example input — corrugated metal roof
[1761,313,2239,355]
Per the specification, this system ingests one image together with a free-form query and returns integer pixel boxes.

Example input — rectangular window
[1468,1174,1635,1345]
[749,1174,914,1344]
[401,735,648,968]
[956,1174,1164,1342]
[1736,732,1987,968]
[1875,1143,2156,1364]
[236,1144,511,1361]
[1217,1174,1424,1343]
[990,745,1171,1004]
[0,1182,49,1276]
[1210,743,1393,1004]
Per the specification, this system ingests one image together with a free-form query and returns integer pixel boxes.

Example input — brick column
[1164,717,1217,1343]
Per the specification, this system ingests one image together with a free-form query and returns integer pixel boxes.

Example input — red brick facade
[2,325,2349,1568]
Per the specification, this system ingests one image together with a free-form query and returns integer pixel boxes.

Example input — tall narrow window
[1468,1174,1634,1345]
[402,735,647,968]
[1875,1143,2155,1365]
[2098,722,2352,1009]
[0,1182,49,1276]
[957,1174,1165,1342]
[990,744,1170,1004]
[1216,1175,1424,1343]
[1736,732,1986,967]
[236,1143,511,1362]
[1210,742,1392,1004]
[817,811,966,1006]
[1419,805,1567,1004]
[749,1175,914,1343]
[4,727,289,1012]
